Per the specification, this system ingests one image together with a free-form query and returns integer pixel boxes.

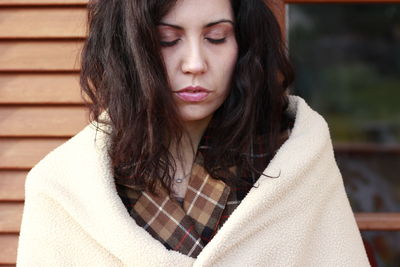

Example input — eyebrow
[157,19,234,30]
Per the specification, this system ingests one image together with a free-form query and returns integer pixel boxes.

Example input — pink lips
[174,86,211,102]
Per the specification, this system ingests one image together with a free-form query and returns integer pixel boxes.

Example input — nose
[181,41,207,75]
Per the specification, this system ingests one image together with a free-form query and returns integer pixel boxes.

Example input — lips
[174,86,211,102]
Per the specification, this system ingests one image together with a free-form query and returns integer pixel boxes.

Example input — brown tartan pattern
[115,116,294,258]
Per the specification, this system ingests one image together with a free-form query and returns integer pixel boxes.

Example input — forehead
[161,0,234,26]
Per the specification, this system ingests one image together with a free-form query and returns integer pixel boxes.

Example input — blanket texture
[16,95,370,266]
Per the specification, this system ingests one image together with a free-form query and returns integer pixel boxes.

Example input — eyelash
[207,37,226,44]
[160,37,226,47]
[160,39,180,47]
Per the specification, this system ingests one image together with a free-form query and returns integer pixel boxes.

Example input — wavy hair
[80,0,294,196]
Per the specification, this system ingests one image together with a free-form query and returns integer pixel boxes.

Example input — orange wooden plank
[0,106,88,137]
[0,234,18,265]
[0,73,84,104]
[265,0,286,38]
[356,213,400,231]
[0,0,87,5]
[0,171,26,201]
[0,41,83,71]
[0,8,87,39]
[0,138,68,169]
[334,143,400,154]
[0,204,23,233]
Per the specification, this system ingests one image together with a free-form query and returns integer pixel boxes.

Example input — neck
[182,116,212,150]
[169,116,212,177]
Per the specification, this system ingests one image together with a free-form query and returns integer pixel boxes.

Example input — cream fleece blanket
[16,95,370,266]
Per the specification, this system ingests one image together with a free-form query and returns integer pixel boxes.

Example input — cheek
[226,44,239,70]
[217,45,238,85]
[161,50,178,80]
[221,46,238,100]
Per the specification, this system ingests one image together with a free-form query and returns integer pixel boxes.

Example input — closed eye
[160,39,180,47]
[160,37,226,47]
[206,37,226,44]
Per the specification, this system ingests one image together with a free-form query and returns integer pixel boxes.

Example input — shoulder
[288,95,329,124]
[272,95,332,156]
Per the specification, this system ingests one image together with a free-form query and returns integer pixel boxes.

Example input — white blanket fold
[16,95,370,267]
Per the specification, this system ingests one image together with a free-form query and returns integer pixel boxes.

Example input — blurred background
[288,3,400,266]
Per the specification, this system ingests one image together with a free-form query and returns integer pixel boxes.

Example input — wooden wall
[0,0,88,265]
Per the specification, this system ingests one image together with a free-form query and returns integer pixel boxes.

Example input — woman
[16,0,370,266]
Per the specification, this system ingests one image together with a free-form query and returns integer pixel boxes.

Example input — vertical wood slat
[268,0,287,39]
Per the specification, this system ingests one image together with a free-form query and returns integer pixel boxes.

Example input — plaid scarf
[115,120,293,258]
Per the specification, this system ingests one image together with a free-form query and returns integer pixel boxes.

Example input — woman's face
[158,0,238,124]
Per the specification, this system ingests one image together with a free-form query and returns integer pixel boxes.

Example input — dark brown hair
[80,0,294,196]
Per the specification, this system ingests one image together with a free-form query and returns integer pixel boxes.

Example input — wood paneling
[0,0,87,6]
[0,74,83,104]
[268,0,286,38]
[334,143,400,154]
[0,171,26,201]
[0,106,88,137]
[0,1,85,264]
[0,138,68,169]
[0,204,23,233]
[356,213,400,231]
[0,8,86,39]
[0,235,18,265]
[0,41,82,71]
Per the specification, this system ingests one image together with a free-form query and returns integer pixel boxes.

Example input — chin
[180,114,212,123]
[177,103,222,125]
[179,110,214,124]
